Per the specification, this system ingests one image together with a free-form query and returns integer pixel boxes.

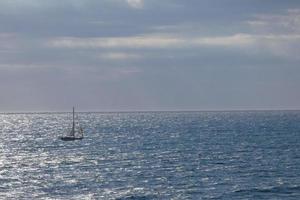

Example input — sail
[72,107,75,136]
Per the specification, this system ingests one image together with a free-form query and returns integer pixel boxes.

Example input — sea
[0,111,299,199]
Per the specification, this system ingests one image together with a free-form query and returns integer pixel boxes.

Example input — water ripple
[0,111,299,199]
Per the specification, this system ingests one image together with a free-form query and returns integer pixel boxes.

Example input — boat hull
[60,136,83,141]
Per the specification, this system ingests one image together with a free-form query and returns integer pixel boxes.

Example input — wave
[115,194,158,200]
[234,185,300,195]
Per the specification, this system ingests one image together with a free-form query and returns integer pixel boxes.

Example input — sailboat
[60,107,84,141]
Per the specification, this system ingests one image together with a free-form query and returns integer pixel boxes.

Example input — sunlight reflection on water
[0,111,300,199]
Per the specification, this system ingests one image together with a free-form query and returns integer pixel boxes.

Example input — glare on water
[0,111,299,199]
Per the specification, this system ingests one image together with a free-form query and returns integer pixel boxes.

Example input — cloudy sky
[0,0,300,112]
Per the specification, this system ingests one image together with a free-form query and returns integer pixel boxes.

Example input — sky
[0,0,300,112]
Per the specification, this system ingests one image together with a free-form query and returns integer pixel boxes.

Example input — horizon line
[1,108,300,114]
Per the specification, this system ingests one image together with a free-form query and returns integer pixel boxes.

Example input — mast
[71,106,75,137]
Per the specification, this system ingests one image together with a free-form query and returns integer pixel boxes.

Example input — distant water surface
[0,111,299,199]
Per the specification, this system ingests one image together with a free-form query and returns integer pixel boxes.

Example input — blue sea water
[0,111,299,199]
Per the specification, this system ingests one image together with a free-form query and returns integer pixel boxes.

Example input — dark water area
[0,111,299,199]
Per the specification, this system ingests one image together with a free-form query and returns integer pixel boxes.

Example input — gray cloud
[0,0,300,111]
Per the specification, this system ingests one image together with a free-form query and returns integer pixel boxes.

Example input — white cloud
[47,32,300,61]
[47,34,274,49]
[48,35,184,49]
[246,9,300,59]
[195,34,255,46]
[126,0,143,9]
[97,52,142,60]
[247,9,300,34]
[42,8,300,61]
